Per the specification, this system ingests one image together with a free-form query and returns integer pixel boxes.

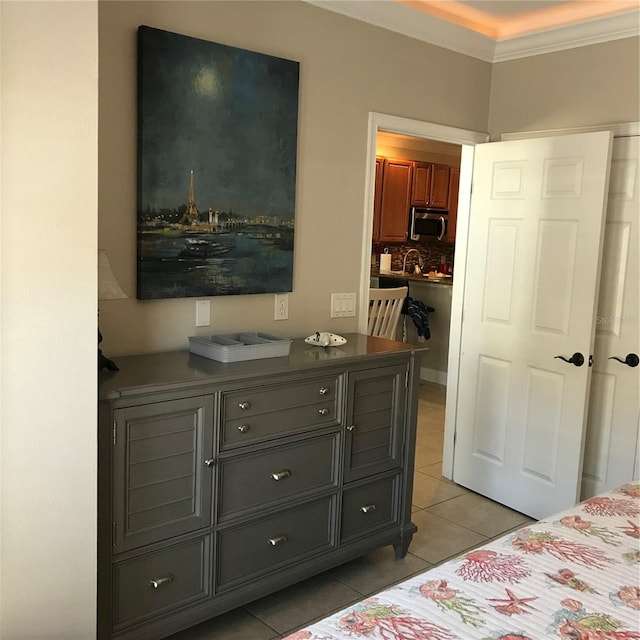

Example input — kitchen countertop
[371,269,453,286]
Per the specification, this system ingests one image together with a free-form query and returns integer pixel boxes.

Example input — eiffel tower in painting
[180,170,200,225]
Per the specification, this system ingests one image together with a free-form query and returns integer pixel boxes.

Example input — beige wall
[0,2,98,637]
[488,37,640,139]
[98,1,491,356]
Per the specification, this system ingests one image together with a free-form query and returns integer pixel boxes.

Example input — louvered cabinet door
[343,364,407,483]
[112,395,214,553]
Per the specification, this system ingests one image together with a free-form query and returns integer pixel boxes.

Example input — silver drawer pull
[238,401,251,410]
[271,469,291,481]
[318,408,329,416]
[347,425,356,432]
[238,424,250,433]
[319,387,329,396]
[268,535,288,546]
[360,504,376,514]
[204,458,215,467]
[148,574,174,589]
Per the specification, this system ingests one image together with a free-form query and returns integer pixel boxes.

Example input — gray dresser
[98,333,426,640]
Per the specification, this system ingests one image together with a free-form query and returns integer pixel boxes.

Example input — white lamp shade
[98,250,127,301]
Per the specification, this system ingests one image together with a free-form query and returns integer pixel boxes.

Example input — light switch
[196,300,210,327]
[331,293,356,318]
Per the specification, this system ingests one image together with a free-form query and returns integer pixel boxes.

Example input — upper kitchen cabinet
[447,167,460,243]
[372,157,384,242]
[411,162,450,209]
[378,158,413,243]
[431,164,451,208]
[410,162,431,208]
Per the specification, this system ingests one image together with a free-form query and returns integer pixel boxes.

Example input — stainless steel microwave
[410,207,448,241]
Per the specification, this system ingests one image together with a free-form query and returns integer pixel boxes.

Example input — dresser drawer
[221,376,340,448]
[217,496,336,589]
[218,433,339,519]
[341,475,400,542]
[112,535,211,631]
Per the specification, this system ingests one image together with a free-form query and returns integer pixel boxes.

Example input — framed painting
[136,26,299,299]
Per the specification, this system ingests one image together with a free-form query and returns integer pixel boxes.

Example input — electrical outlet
[274,293,289,320]
[331,293,356,318]
[195,300,210,327]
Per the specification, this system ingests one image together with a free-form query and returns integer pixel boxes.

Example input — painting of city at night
[136,26,299,299]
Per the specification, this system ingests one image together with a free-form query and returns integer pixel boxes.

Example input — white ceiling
[305,0,640,62]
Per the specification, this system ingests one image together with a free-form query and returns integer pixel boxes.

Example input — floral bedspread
[284,482,640,640]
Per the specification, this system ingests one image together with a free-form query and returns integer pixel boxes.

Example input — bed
[284,482,640,640]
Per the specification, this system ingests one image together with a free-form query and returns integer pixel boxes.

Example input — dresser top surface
[99,333,428,400]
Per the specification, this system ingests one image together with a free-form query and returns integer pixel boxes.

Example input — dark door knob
[608,353,639,368]
[554,352,585,367]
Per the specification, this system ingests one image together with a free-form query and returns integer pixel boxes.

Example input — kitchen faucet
[402,248,424,274]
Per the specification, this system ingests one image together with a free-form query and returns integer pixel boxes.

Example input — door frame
[358,112,488,480]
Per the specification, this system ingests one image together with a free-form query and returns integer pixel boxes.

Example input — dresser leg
[393,533,413,559]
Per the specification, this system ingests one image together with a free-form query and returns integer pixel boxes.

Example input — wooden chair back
[367,286,408,340]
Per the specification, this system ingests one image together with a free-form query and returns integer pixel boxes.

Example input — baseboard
[419,366,447,386]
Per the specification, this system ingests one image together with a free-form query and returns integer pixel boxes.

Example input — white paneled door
[453,132,613,519]
[582,136,640,499]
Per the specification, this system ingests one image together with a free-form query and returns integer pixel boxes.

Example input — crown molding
[304,1,640,63]
[493,10,640,62]
[305,0,496,61]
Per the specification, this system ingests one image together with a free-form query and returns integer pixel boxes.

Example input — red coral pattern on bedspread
[283,483,640,640]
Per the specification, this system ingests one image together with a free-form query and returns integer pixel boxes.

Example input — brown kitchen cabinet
[372,156,384,242]
[447,167,460,243]
[410,162,431,208]
[378,158,413,243]
[411,162,450,209]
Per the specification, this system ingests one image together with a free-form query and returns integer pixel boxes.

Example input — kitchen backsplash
[372,241,455,273]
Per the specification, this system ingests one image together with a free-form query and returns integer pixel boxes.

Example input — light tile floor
[167,381,533,640]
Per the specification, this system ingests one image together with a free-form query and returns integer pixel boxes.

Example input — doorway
[358,112,488,481]
[374,132,461,386]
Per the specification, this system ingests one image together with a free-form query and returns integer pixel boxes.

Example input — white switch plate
[195,300,210,327]
[331,293,356,318]
[274,293,289,320]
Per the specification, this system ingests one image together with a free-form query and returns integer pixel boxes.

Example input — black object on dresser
[98,333,427,640]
